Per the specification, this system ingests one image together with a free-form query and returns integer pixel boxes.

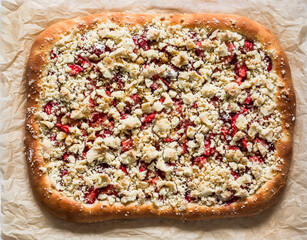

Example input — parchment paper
[1,0,306,239]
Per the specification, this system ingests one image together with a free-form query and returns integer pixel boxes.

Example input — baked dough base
[25,13,295,222]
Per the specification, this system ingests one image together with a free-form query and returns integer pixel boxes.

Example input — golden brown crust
[25,13,296,222]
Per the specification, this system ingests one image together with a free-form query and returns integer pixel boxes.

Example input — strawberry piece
[229,146,240,151]
[144,113,156,123]
[255,138,267,146]
[89,98,95,107]
[151,177,158,184]
[174,99,183,113]
[235,62,248,78]
[241,138,248,150]
[121,139,134,152]
[179,120,191,132]
[77,55,90,68]
[249,156,263,163]
[139,163,147,172]
[165,137,173,142]
[90,44,109,57]
[227,43,236,53]
[151,82,159,90]
[221,126,229,137]
[56,123,70,133]
[44,101,55,115]
[104,129,113,135]
[121,113,128,119]
[116,79,125,89]
[192,102,198,108]
[196,41,203,57]
[130,94,140,105]
[139,34,149,51]
[223,43,235,63]
[231,170,240,180]
[84,188,101,204]
[91,112,106,124]
[231,111,245,136]
[159,97,165,103]
[102,185,117,196]
[225,194,240,205]
[61,169,68,178]
[185,192,195,202]
[160,78,170,87]
[120,165,128,175]
[109,120,114,129]
[182,141,187,154]
[139,166,146,172]
[139,39,149,50]
[63,152,70,162]
[264,55,273,71]
[113,75,125,89]
[236,76,243,86]
[50,135,57,142]
[243,41,254,52]
[133,34,150,51]
[244,95,252,105]
[50,49,57,59]
[204,140,215,156]
[185,194,192,203]
[105,87,112,96]
[68,64,83,76]
[193,156,207,166]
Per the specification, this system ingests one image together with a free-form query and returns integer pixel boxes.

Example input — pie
[25,13,296,222]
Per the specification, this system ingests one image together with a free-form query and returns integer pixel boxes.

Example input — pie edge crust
[25,13,296,222]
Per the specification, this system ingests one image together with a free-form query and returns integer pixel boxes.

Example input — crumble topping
[37,19,283,209]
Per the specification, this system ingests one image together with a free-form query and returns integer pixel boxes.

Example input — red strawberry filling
[182,141,187,154]
[204,140,216,156]
[193,156,207,166]
[143,113,156,123]
[120,165,128,175]
[244,95,252,105]
[61,169,68,178]
[77,55,91,68]
[139,163,147,172]
[231,170,240,180]
[243,41,254,52]
[133,34,150,51]
[151,82,159,90]
[44,101,56,115]
[91,112,106,125]
[84,188,102,204]
[50,49,58,59]
[56,123,70,133]
[196,41,203,57]
[63,152,70,162]
[121,139,134,152]
[130,94,140,105]
[68,64,83,75]
[185,192,196,202]
[89,98,95,107]
[235,62,248,78]
[223,42,235,63]
[264,55,273,71]
[249,156,263,163]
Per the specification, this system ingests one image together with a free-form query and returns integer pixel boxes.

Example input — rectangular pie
[25,13,296,222]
